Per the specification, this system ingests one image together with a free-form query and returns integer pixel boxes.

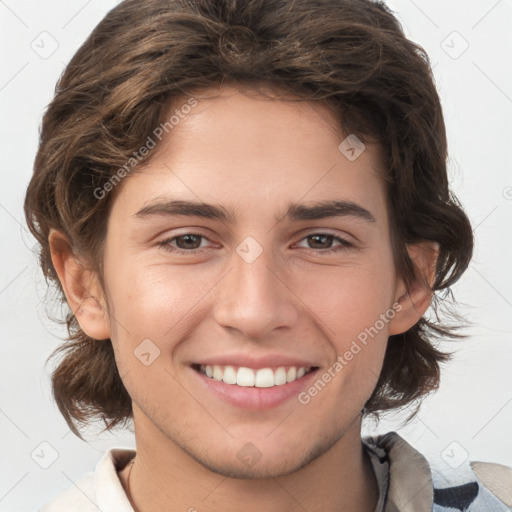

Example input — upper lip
[192,353,319,370]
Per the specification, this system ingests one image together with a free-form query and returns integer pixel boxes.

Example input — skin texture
[50,84,437,512]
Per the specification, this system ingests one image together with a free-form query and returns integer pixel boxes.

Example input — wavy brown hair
[24,0,473,436]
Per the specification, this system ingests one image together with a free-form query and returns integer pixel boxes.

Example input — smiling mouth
[191,363,318,388]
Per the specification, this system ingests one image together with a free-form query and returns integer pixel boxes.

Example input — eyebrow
[134,199,376,223]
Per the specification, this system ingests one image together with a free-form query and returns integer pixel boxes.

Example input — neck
[119,411,378,512]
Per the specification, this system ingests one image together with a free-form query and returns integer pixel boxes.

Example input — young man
[24,0,511,511]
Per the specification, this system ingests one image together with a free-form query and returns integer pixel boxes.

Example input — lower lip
[190,367,319,410]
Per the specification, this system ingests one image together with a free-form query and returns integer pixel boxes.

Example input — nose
[212,242,299,340]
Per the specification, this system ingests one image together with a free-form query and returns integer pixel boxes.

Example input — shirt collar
[95,448,135,512]
[362,431,434,512]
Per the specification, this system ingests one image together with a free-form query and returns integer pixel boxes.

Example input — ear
[49,229,111,340]
[388,241,439,336]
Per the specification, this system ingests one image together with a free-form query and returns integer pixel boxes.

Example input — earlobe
[388,241,439,336]
[49,229,111,340]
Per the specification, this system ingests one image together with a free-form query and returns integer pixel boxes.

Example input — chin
[179,433,334,480]
[191,451,312,480]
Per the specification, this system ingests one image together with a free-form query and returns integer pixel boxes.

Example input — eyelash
[157,232,354,255]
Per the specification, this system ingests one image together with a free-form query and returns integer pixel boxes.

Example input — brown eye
[158,233,211,254]
[307,234,335,249]
[295,233,353,253]
[174,234,203,250]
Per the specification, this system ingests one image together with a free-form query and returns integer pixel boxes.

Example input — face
[93,85,405,477]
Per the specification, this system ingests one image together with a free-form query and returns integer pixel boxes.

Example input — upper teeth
[199,365,312,388]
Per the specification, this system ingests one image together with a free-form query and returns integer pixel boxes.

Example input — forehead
[110,84,388,225]
[161,84,348,163]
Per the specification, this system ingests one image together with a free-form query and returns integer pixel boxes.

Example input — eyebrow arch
[134,199,376,223]
[285,200,375,223]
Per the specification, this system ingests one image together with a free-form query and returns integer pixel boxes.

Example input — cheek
[105,259,218,348]
[295,262,396,341]
[292,268,394,409]
[105,264,212,404]
[288,252,396,398]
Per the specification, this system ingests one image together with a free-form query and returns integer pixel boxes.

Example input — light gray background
[1,1,511,510]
